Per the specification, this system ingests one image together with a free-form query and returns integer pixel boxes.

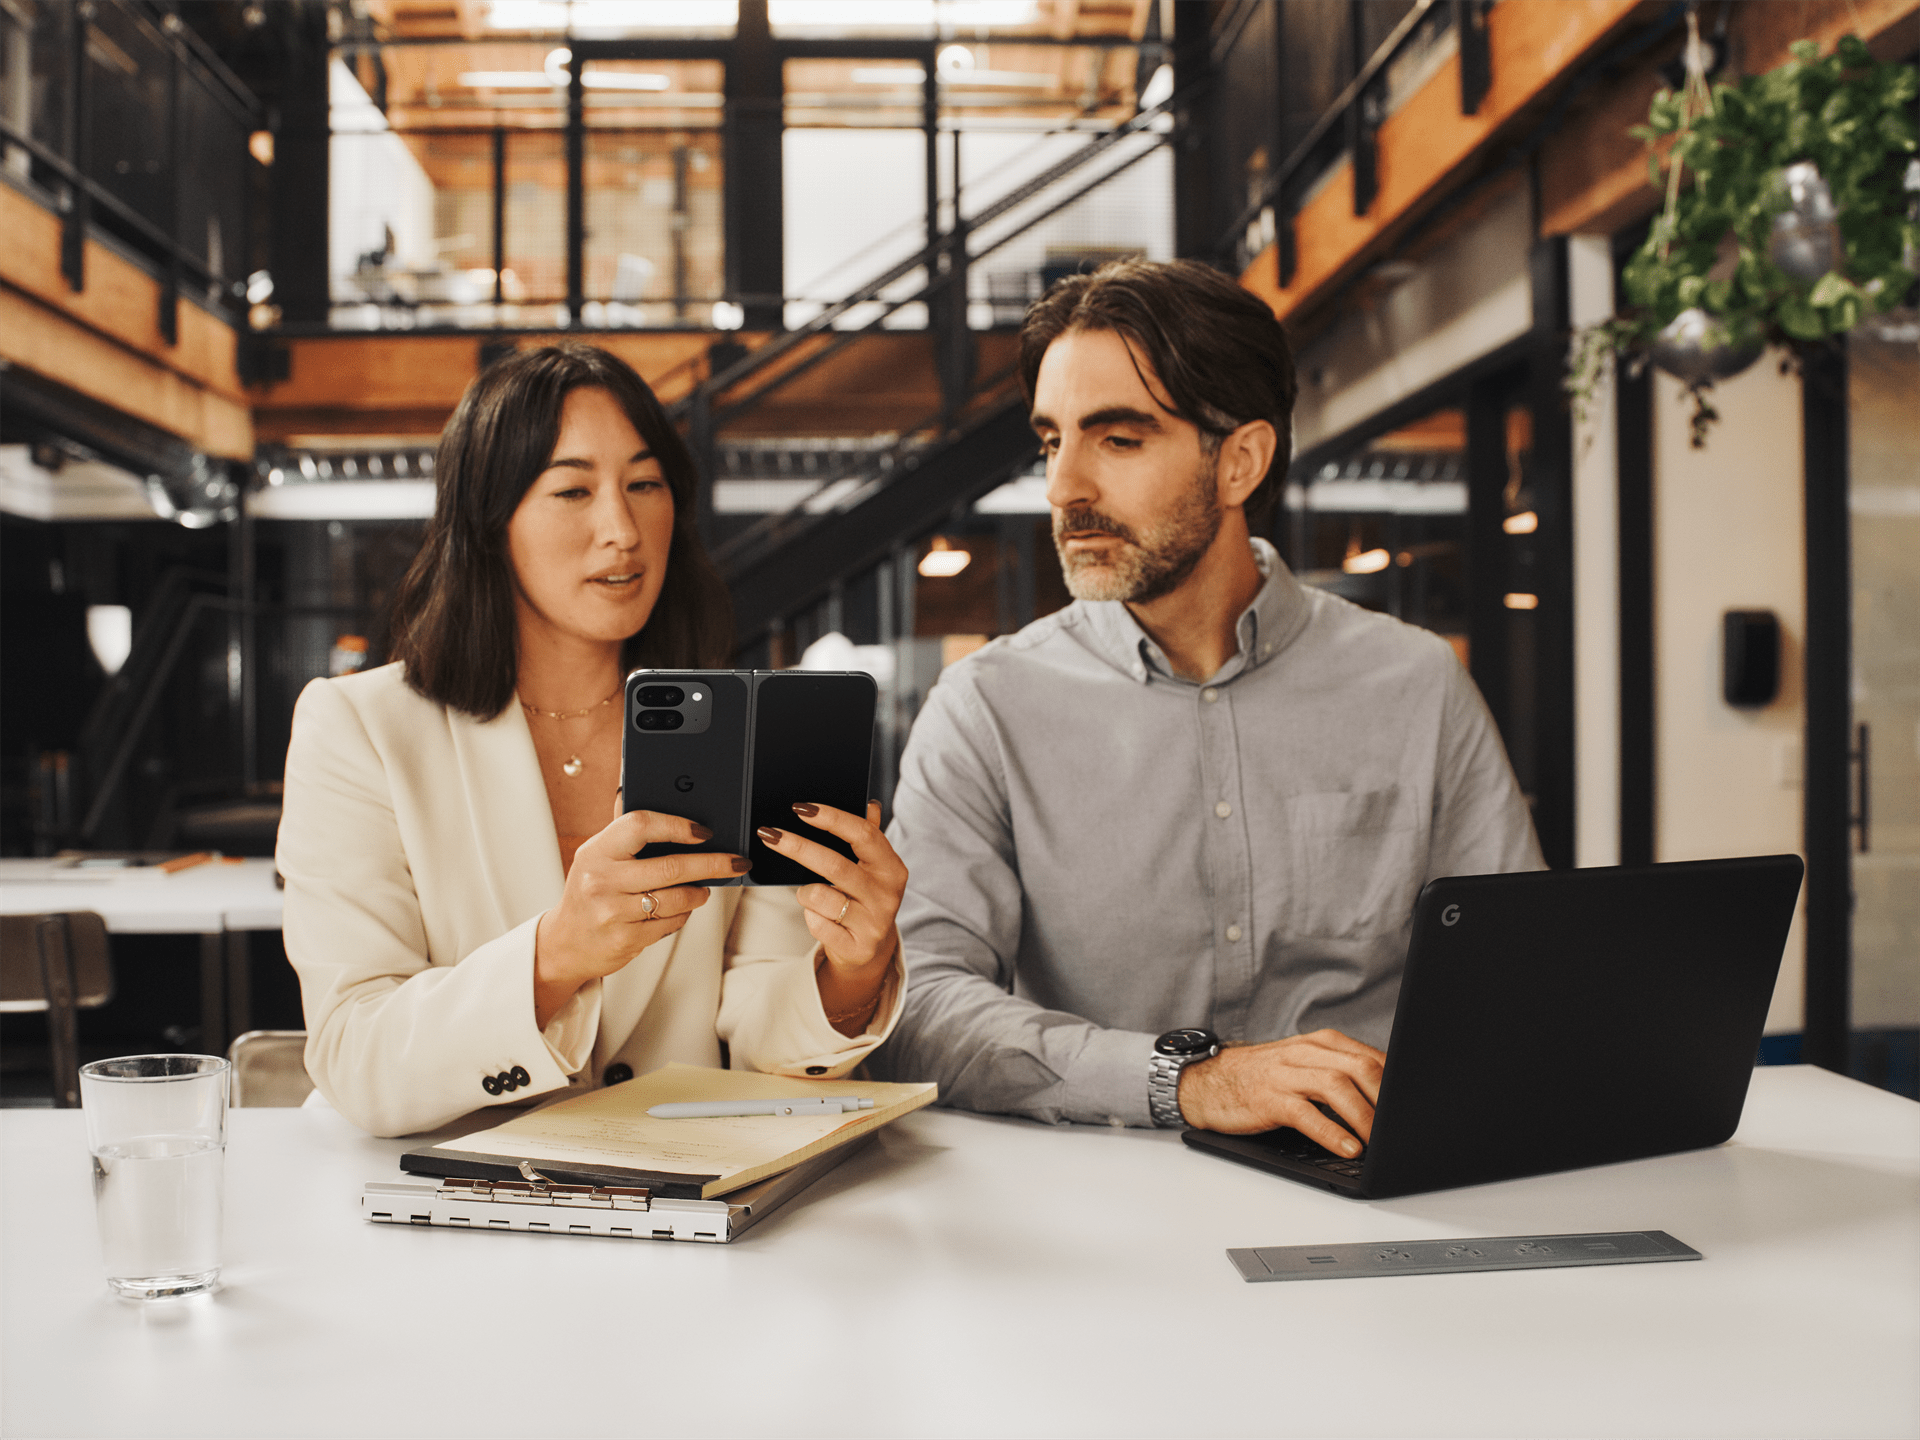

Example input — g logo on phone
[674,774,695,793]
[1441,903,1461,927]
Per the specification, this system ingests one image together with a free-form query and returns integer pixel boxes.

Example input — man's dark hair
[1018,258,1298,529]
[388,342,732,718]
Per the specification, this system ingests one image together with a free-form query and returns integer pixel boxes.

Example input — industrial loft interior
[0,0,1915,1109]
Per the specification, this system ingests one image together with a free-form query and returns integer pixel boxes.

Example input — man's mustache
[1053,506,1137,547]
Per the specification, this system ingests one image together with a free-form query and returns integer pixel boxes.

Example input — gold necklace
[519,683,622,778]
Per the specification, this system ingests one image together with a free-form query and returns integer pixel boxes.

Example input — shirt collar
[1077,537,1312,686]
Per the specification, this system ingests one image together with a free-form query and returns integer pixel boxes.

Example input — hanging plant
[1568,29,1919,446]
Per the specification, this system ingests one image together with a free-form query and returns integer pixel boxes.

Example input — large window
[327,49,725,328]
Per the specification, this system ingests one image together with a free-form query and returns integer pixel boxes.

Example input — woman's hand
[533,809,750,1028]
[755,801,905,1036]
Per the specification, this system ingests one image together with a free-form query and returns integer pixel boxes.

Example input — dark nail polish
[689,823,714,842]
[729,855,752,874]
[791,803,819,819]
[756,826,783,845]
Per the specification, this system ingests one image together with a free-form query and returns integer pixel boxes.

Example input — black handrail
[1211,0,1444,275]
[0,121,239,310]
[670,87,1181,426]
[697,128,1171,441]
[708,354,1026,578]
[1,0,261,326]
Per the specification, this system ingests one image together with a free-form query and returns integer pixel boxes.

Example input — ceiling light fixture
[1342,547,1391,575]
[1503,510,1539,535]
[1503,593,1540,610]
[918,537,972,577]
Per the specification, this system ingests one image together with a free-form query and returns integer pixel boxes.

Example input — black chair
[0,912,113,1107]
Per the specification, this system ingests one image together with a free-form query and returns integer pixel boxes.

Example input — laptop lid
[1185,855,1804,1199]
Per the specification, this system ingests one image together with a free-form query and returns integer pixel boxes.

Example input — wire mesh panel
[581,129,723,325]
[504,127,565,304]
[84,3,171,233]
[176,61,249,297]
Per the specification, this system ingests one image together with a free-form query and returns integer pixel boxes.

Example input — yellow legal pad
[413,1063,937,1199]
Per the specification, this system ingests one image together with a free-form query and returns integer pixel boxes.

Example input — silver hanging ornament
[1767,162,1842,282]
[1648,307,1762,386]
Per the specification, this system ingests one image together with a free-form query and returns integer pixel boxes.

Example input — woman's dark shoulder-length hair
[388,342,732,718]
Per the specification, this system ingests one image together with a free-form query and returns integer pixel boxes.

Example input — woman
[276,344,905,1137]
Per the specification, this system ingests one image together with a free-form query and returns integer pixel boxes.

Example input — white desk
[2,1065,1916,1438]
[0,858,284,1050]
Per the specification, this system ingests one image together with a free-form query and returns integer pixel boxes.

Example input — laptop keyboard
[1265,1131,1365,1176]
[1260,1104,1367,1177]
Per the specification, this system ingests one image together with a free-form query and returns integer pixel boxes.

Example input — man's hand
[1175,1030,1385,1155]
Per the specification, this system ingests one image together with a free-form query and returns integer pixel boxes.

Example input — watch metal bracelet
[1147,1054,1188,1128]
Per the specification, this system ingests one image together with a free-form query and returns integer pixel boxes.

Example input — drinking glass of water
[79,1055,229,1300]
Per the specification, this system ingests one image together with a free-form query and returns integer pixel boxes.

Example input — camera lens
[636,685,685,707]
[635,709,684,731]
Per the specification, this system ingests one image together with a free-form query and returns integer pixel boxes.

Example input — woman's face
[506,385,675,652]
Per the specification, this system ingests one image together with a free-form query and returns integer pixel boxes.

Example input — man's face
[1031,327,1223,605]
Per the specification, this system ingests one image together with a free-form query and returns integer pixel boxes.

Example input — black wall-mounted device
[1722,610,1781,708]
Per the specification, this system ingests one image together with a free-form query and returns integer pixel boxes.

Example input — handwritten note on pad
[425,1064,937,1199]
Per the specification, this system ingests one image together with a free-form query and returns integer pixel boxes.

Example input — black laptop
[1183,855,1805,1199]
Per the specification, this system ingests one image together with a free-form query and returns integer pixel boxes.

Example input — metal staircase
[669,94,1175,652]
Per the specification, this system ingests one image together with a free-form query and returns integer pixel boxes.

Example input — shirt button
[1226,924,1243,942]
[1202,688,1219,703]
[1214,801,1232,819]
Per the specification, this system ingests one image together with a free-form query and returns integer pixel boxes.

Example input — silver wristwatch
[1147,1028,1220,1128]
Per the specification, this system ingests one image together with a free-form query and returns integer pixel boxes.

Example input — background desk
[3,1065,1915,1439]
[0,858,284,1052]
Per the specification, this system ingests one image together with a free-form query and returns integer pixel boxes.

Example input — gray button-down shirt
[873,538,1544,1126]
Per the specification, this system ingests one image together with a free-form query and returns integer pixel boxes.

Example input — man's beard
[1051,452,1222,604]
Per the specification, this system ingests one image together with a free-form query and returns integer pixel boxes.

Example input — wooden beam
[0,182,246,406]
[249,330,722,425]
[1540,0,1920,237]
[0,286,252,458]
[248,332,1024,443]
[1240,0,1644,323]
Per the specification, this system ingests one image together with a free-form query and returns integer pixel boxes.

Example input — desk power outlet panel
[1228,1230,1701,1282]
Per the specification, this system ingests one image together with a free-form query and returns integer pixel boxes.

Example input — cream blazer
[276,662,902,1137]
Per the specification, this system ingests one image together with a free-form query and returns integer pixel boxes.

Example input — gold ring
[639,892,658,919]
[835,894,851,925]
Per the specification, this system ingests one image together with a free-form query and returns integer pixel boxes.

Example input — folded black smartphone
[620,669,877,887]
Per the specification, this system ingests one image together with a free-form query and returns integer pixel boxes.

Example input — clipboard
[396,1063,937,1200]
[364,1137,869,1244]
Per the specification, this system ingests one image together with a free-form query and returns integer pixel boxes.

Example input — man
[873,259,1542,1156]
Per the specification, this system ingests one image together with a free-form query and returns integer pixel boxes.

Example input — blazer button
[806,1066,828,1076]
[604,1063,634,1086]
[509,1065,531,1088]
[482,1074,503,1096]
[498,1070,517,1093]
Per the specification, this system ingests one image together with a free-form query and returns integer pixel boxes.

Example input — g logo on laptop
[1440,903,1461,927]
[674,774,695,793]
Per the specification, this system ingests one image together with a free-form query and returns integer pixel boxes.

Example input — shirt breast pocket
[1280,788,1422,940]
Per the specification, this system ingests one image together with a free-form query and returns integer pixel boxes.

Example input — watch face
[1154,1028,1217,1058]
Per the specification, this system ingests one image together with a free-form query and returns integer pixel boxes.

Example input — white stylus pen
[647,1097,876,1119]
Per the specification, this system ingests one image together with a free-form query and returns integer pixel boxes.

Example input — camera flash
[691,691,703,702]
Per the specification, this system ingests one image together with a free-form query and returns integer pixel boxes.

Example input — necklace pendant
[561,755,584,779]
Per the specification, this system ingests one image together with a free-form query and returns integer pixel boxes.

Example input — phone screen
[747,673,876,887]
